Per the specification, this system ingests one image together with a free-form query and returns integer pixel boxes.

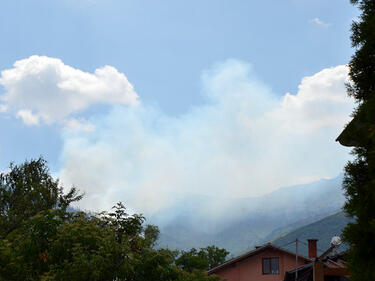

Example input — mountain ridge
[157,174,346,254]
[272,211,353,257]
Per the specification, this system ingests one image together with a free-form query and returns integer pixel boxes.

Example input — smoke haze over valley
[155,174,346,253]
[0,57,353,253]
[54,60,353,217]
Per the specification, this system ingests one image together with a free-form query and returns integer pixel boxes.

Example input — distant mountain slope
[263,213,335,242]
[272,211,353,257]
[157,175,346,254]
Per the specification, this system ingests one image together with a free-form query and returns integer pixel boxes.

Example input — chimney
[308,239,318,259]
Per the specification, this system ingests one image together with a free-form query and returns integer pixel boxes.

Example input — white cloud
[309,17,331,26]
[268,65,351,133]
[58,60,354,218]
[0,55,139,125]
[16,109,39,125]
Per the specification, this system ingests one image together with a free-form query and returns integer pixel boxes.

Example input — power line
[277,240,298,249]
[277,239,326,253]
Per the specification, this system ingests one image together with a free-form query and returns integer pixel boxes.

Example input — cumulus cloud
[0,55,138,125]
[58,60,354,218]
[269,65,350,132]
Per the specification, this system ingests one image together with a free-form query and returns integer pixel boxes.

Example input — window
[262,258,279,274]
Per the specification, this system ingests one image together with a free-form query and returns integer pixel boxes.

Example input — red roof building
[207,243,311,281]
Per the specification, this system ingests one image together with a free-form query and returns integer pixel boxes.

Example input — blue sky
[0,0,358,213]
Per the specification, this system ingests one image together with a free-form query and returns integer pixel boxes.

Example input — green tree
[175,246,229,272]
[144,224,161,248]
[0,157,82,238]
[336,1,375,279]
[1,203,221,281]
[0,158,222,281]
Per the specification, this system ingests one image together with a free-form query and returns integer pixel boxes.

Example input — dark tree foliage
[144,224,161,248]
[336,1,375,280]
[175,246,229,272]
[0,157,82,239]
[0,158,223,281]
[347,0,375,101]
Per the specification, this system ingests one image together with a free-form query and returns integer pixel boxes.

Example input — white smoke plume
[58,60,354,218]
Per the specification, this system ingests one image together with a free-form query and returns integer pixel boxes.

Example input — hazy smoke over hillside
[57,59,354,222]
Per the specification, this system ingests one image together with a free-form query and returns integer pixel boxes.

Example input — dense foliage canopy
[175,246,229,273]
[337,1,375,279]
[0,158,224,281]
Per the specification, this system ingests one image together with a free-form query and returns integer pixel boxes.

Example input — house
[207,242,311,281]
[284,241,349,281]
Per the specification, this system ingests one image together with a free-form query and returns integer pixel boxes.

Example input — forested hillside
[272,211,353,256]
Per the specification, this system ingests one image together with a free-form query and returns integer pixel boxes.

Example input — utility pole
[295,238,298,281]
